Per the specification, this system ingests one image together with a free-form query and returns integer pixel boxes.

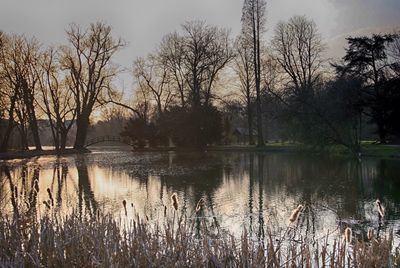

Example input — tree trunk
[254,44,264,146]
[28,109,42,151]
[247,98,255,145]
[18,126,29,151]
[1,118,14,152]
[74,115,90,150]
[1,126,13,152]
[0,96,17,152]
[378,122,387,144]
[60,130,68,150]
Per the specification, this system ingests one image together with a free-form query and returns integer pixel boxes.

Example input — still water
[1,147,400,244]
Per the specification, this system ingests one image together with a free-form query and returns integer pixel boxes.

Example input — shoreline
[1,143,399,161]
[0,148,90,161]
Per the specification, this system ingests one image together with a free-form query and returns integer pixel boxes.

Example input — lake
[1,147,400,245]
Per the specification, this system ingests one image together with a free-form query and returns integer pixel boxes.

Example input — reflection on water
[1,148,400,244]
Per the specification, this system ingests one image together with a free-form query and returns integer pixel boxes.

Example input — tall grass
[0,194,397,267]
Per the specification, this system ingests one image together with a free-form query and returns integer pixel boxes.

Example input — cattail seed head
[47,188,54,206]
[289,204,303,223]
[34,180,39,192]
[122,200,127,216]
[344,227,352,243]
[375,199,385,219]
[13,186,18,199]
[43,200,51,209]
[171,193,179,211]
[367,228,374,240]
[196,198,205,212]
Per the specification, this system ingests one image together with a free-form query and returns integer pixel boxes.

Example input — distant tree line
[1,1,399,154]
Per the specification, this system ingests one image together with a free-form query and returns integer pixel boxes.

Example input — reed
[0,199,395,267]
[376,199,385,220]
[289,204,303,223]
[171,192,179,211]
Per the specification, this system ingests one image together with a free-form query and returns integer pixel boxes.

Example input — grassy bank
[0,200,398,267]
[209,142,400,159]
[0,142,399,161]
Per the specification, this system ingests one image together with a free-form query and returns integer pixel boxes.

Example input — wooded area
[1,0,399,154]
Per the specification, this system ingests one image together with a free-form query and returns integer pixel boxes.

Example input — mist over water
[1,147,399,244]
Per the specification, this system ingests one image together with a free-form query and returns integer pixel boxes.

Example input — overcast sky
[1,0,399,87]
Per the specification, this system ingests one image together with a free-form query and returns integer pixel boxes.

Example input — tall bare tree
[61,22,124,150]
[242,0,267,146]
[184,21,234,108]
[271,16,325,95]
[158,32,187,108]
[37,48,76,150]
[234,35,255,145]
[0,34,42,151]
[133,55,174,116]
[158,21,234,109]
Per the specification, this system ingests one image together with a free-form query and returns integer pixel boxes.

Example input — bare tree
[271,16,325,95]
[158,32,187,108]
[158,21,234,109]
[133,55,174,116]
[37,48,76,150]
[242,0,267,146]
[61,22,124,150]
[0,34,42,151]
[181,21,234,108]
[234,35,255,145]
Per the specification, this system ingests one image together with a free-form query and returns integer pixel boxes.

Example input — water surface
[1,147,399,245]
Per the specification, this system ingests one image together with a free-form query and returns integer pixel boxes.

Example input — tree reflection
[75,155,98,218]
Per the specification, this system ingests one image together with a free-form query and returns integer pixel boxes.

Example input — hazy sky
[1,0,399,87]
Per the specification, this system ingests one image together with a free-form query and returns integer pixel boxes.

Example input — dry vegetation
[0,190,398,267]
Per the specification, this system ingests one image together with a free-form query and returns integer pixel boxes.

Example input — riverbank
[173,143,400,159]
[0,148,90,160]
[1,142,399,160]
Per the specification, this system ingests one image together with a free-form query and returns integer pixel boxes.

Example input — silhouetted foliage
[121,118,157,149]
[334,34,399,143]
[159,105,222,148]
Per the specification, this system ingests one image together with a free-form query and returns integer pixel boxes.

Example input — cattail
[171,193,179,211]
[13,186,18,199]
[34,180,39,193]
[367,228,374,240]
[195,198,205,212]
[122,200,127,216]
[375,199,385,220]
[344,227,352,243]
[131,203,134,208]
[164,205,167,217]
[47,188,54,207]
[289,204,303,223]
[43,200,51,209]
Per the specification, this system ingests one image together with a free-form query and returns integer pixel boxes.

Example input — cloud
[0,0,399,87]
[328,0,400,35]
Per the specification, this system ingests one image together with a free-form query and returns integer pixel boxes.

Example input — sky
[0,0,399,88]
